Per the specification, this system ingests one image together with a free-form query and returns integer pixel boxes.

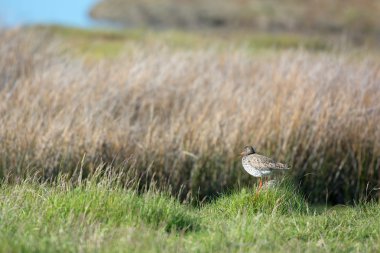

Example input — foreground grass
[1,179,379,253]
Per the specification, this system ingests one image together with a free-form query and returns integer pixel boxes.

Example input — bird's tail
[276,162,289,170]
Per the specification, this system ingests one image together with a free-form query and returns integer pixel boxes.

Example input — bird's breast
[242,156,264,177]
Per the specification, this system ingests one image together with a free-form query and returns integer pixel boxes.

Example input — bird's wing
[248,154,288,170]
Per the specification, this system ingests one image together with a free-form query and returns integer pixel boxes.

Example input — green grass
[32,25,330,59]
[209,180,308,217]
[1,178,379,253]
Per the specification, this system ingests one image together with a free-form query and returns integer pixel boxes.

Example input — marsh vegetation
[1,2,380,249]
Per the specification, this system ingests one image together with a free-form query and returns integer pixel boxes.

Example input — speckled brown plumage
[241,146,289,178]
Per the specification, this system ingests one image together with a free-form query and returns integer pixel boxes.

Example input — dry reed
[1,30,379,203]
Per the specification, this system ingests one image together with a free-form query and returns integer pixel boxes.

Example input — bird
[241,146,289,193]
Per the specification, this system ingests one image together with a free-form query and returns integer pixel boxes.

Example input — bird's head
[241,146,256,156]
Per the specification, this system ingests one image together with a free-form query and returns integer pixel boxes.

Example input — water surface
[0,0,100,28]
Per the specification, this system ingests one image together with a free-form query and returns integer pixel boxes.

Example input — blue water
[0,0,101,28]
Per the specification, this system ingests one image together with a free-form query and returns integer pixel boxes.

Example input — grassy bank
[1,177,379,253]
[1,28,380,204]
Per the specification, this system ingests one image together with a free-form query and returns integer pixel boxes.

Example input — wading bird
[241,146,289,193]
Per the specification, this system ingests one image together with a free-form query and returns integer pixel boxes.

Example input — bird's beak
[240,152,245,157]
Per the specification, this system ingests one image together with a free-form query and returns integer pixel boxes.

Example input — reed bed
[0,31,379,203]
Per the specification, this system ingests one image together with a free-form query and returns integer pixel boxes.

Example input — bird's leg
[265,177,270,186]
[255,178,263,198]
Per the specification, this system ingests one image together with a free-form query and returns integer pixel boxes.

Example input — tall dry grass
[0,30,379,203]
